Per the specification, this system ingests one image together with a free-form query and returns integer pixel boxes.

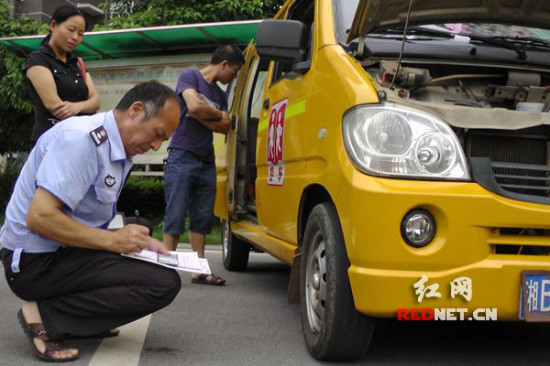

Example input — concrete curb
[177,243,222,251]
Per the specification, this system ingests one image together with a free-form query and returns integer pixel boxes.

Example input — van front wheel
[221,220,250,271]
[300,203,375,361]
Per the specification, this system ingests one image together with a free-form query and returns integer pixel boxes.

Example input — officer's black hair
[210,44,245,66]
[41,5,87,45]
[115,81,178,120]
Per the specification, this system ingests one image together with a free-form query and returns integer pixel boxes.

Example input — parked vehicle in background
[215,0,550,361]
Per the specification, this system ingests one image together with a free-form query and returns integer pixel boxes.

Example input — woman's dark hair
[41,5,87,45]
[51,5,86,28]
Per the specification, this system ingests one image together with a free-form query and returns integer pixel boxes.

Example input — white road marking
[87,250,221,365]
[88,315,151,366]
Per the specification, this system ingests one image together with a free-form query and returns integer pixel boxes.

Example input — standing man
[0,81,181,362]
[163,44,244,286]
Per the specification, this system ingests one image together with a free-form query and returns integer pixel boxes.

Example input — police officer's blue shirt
[0,111,132,253]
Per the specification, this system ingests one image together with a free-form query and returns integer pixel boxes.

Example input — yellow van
[215,0,550,361]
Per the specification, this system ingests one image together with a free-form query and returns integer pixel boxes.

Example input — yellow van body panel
[214,135,228,220]
[214,170,228,220]
[215,0,550,322]
[336,170,550,318]
[255,73,313,244]
[303,43,550,319]
[232,220,296,263]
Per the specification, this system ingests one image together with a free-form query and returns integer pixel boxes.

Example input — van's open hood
[347,0,550,42]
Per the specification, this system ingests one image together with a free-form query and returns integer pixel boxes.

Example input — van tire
[300,202,375,361]
[222,220,250,271]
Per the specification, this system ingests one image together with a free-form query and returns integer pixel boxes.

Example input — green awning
[0,20,260,60]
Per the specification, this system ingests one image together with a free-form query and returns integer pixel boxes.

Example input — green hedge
[0,170,221,243]
[2,168,167,220]
[0,158,23,215]
[0,165,166,219]
[117,176,165,219]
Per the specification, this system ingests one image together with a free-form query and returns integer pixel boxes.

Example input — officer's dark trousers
[0,246,181,340]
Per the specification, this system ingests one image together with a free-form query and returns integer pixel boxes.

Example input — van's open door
[226,42,257,217]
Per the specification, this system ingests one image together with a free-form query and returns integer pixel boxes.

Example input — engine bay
[368,61,550,113]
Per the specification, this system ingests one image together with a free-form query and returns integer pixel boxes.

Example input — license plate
[519,271,550,322]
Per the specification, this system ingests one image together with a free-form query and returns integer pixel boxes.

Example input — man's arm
[27,188,168,254]
[182,89,230,134]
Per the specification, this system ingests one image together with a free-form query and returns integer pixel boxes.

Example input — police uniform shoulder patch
[90,126,108,146]
[105,175,116,187]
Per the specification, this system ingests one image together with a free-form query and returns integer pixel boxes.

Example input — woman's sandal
[17,309,79,362]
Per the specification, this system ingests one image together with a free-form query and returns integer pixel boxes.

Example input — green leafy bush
[120,176,221,243]
[97,0,284,30]
[1,165,165,220]
[0,1,49,153]
[0,157,23,215]
[117,176,165,218]
[151,218,222,244]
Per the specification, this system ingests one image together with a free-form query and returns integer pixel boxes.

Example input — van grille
[491,162,550,197]
[467,132,550,199]
[488,227,550,256]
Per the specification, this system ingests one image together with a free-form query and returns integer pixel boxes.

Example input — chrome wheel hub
[305,237,327,334]
[222,221,229,259]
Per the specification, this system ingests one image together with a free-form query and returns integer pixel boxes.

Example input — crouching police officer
[0,81,181,362]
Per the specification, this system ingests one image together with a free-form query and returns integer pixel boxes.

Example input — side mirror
[256,20,307,63]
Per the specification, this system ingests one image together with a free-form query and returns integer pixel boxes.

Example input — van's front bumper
[339,174,550,319]
[349,258,550,319]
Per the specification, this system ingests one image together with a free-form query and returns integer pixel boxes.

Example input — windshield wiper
[376,27,455,39]
[383,27,528,60]
[467,34,527,60]
[494,36,550,50]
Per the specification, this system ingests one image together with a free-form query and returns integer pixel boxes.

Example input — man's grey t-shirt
[168,69,228,162]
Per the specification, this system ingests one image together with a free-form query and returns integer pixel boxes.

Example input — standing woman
[25,5,99,144]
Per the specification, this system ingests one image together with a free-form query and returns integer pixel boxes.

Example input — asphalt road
[1,248,550,366]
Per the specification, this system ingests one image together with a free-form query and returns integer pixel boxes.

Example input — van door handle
[231,116,237,131]
[263,98,270,109]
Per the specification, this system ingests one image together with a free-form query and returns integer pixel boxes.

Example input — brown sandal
[191,273,226,286]
[17,310,79,362]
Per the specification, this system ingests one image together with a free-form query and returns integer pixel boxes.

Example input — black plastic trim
[470,157,550,205]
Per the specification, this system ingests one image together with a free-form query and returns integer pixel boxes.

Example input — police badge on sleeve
[105,175,116,187]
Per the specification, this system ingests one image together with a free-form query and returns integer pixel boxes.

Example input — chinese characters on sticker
[267,98,288,186]
[413,275,472,303]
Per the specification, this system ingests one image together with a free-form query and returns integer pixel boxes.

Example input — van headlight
[343,106,470,180]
